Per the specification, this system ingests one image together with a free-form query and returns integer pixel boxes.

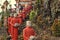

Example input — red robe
[8,17,13,34]
[10,17,22,40]
[27,5,32,10]
[23,27,36,40]
[22,11,26,20]
[23,6,32,14]
[23,8,29,14]
[28,6,32,10]
[27,6,32,14]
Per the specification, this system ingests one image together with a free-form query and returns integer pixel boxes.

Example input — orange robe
[23,27,36,40]
[10,17,22,40]
[8,17,13,35]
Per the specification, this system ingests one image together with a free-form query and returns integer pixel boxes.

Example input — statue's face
[10,14,13,17]
[26,21,32,27]
[14,14,18,17]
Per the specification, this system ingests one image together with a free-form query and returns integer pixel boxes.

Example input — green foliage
[29,10,36,21]
[35,0,41,15]
[0,11,4,27]
[54,25,60,37]
[36,0,41,9]
[6,10,10,17]
[51,21,60,37]
[36,0,41,4]
[0,10,10,27]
